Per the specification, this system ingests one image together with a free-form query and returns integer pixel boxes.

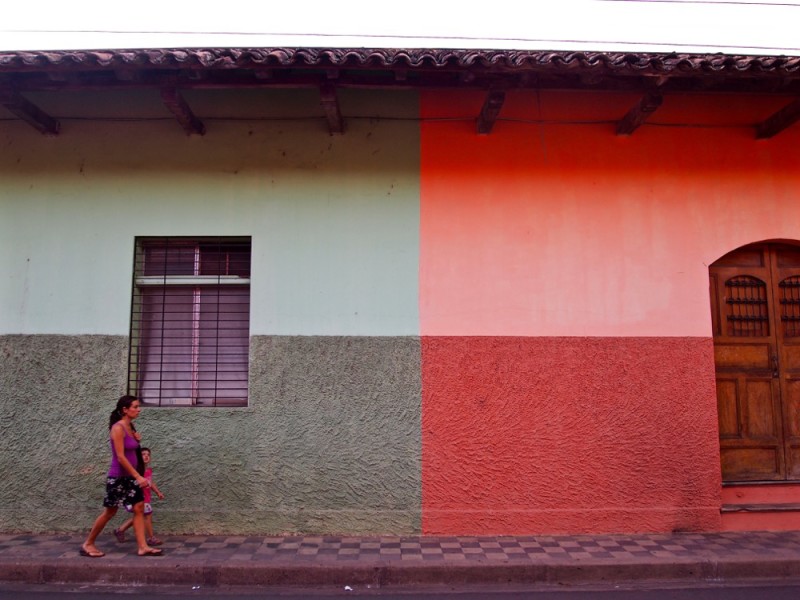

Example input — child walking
[113,447,165,546]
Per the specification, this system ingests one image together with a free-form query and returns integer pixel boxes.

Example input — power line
[599,0,800,6]
[1,30,799,54]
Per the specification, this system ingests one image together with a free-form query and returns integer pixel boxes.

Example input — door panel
[721,448,780,479]
[744,378,778,438]
[787,378,800,479]
[711,243,800,482]
[782,347,800,370]
[716,378,740,438]
[714,344,771,369]
[773,254,800,479]
[715,372,784,480]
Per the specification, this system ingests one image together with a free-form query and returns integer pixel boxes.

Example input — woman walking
[81,395,163,557]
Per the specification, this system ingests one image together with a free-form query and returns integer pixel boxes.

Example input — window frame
[127,236,252,408]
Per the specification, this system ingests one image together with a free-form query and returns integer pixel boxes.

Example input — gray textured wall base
[0,335,422,534]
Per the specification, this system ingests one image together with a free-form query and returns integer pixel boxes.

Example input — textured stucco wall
[421,337,722,535]
[0,335,129,532]
[246,336,421,533]
[0,335,421,534]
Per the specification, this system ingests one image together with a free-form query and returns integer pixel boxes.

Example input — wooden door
[710,243,800,482]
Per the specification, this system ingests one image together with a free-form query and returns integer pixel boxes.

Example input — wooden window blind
[128,237,251,407]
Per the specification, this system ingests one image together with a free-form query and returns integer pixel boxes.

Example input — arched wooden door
[710,243,800,482]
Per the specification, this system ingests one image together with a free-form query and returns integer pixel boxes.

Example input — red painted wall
[419,89,800,534]
[421,337,720,534]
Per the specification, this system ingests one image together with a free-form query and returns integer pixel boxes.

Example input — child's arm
[149,478,165,500]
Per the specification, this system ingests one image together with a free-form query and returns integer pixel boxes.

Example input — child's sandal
[146,537,163,546]
[113,528,126,543]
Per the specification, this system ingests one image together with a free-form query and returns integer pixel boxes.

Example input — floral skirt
[103,476,144,509]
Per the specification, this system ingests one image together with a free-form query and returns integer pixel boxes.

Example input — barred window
[724,275,769,337]
[128,237,251,407]
[780,276,800,338]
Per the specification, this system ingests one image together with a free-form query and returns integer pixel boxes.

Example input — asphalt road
[2,580,800,599]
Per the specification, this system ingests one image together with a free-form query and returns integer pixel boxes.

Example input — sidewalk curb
[2,556,799,588]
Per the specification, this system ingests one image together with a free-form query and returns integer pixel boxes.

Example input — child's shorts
[124,502,153,515]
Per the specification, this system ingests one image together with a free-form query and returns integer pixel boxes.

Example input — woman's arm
[110,424,149,487]
[130,422,142,442]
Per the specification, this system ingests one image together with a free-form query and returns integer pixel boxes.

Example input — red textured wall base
[421,336,722,535]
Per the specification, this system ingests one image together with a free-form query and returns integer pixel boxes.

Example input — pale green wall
[0,88,420,336]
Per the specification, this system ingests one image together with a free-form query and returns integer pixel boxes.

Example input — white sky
[2,0,800,56]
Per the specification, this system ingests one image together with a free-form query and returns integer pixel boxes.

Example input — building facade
[2,49,800,535]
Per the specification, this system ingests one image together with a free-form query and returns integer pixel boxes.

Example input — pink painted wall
[418,90,800,534]
[420,90,800,337]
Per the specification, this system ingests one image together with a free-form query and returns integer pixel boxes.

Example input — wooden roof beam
[0,89,59,135]
[616,92,663,136]
[47,71,73,83]
[756,98,800,139]
[320,83,344,135]
[476,88,506,135]
[160,86,205,136]
[115,70,142,82]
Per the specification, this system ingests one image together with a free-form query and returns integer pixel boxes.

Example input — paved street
[3,581,800,599]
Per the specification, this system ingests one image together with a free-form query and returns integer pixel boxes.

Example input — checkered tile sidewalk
[3,531,800,564]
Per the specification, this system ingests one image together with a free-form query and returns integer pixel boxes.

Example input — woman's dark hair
[109,395,139,430]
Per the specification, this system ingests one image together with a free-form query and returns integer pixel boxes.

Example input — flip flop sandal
[137,548,163,557]
[79,547,105,558]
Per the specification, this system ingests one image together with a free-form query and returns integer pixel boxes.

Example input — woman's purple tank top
[108,425,139,478]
